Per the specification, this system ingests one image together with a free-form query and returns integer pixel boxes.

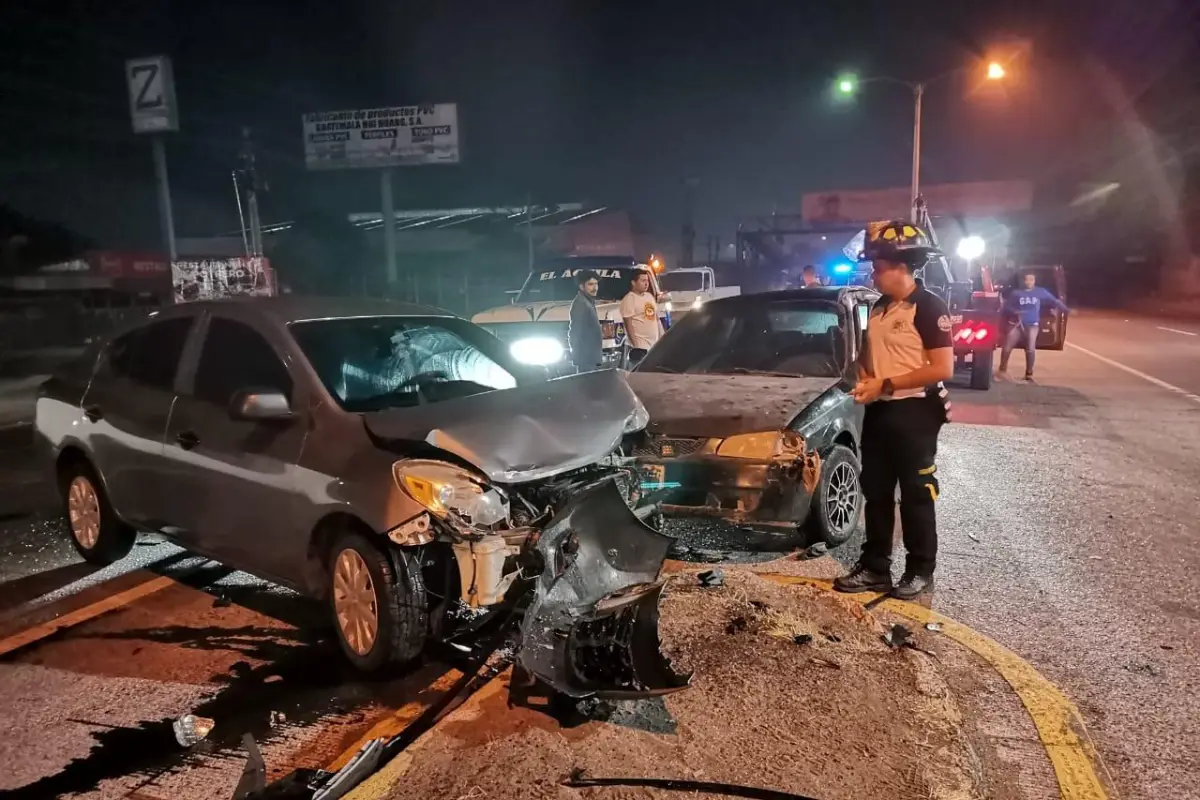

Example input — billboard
[172,257,276,303]
[302,104,460,169]
[802,181,1034,225]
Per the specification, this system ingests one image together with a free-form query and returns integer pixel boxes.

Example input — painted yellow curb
[762,574,1113,800]
[345,673,511,800]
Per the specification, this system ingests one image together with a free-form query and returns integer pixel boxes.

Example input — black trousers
[628,348,649,367]
[859,395,945,577]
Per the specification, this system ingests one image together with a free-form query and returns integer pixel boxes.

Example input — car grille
[481,321,569,345]
[632,436,707,459]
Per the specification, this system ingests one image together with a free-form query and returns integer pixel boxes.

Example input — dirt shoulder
[379,569,983,800]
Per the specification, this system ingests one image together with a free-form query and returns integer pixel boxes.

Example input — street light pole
[911,82,924,212]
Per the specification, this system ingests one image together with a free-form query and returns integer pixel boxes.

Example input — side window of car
[193,318,292,408]
[99,317,193,391]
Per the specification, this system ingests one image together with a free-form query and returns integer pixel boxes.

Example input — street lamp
[835,62,1008,212]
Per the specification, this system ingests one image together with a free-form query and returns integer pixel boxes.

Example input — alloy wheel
[333,548,379,656]
[67,476,102,551]
[824,461,861,535]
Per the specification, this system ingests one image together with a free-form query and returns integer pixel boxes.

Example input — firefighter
[834,220,954,600]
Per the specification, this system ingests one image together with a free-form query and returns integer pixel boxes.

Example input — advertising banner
[802,181,1035,225]
[302,104,460,170]
[172,257,276,303]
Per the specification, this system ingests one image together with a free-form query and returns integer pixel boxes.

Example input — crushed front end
[631,429,822,532]
[516,477,690,698]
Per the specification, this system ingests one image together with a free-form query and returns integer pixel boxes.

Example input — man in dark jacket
[568,270,603,372]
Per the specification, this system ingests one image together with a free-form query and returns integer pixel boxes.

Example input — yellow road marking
[325,668,464,772]
[0,574,177,658]
[345,674,511,800]
[762,574,1112,800]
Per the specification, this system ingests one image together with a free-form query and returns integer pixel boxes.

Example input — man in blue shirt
[999,271,1069,381]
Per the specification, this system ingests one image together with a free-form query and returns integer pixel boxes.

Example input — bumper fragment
[518,478,690,698]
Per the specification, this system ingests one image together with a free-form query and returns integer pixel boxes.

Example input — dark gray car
[627,287,878,547]
[34,297,687,698]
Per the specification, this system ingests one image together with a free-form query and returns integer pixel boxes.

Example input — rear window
[98,316,194,392]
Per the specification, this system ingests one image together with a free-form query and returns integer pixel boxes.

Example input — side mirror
[505,289,521,305]
[230,389,294,422]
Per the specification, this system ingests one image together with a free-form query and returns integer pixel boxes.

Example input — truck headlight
[393,461,509,528]
[664,301,674,312]
[692,296,704,309]
[510,336,564,366]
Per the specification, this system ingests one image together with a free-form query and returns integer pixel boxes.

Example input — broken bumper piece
[518,478,691,699]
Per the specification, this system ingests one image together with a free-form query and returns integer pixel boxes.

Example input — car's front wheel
[60,462,136,565]
[328,532,429,673]
[804,445,864,547]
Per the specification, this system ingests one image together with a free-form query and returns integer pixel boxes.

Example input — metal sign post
[381,169,398,286]
[125,56,180,260]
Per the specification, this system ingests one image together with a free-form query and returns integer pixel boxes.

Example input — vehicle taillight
[954,324,993,343]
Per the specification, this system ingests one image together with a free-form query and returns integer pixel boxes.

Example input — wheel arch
[305,510,379,598]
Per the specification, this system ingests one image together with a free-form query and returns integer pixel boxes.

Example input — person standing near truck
[999,271,1069,381]
[620,269,663,366]
[834,220,954,601]
[801,265,822,288]
[568,270,603,372]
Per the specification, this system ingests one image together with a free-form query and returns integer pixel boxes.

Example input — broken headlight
[393,460,510,529]
[623,397,650,434]
[714,430,804,459]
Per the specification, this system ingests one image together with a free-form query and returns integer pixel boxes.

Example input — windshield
[637,300,846,378]
[660,271,703,292]
[515,260,654,303]
[290,316,518,412]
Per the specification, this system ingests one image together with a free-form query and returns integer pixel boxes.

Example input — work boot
[892,572,935,600]
[833,564,893,594]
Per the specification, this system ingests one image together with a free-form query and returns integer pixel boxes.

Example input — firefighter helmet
[859,219,940,265]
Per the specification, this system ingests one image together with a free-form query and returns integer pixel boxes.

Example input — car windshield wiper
[720,368,802,378]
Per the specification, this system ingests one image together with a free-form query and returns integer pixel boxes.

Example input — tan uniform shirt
[862,285,953,400]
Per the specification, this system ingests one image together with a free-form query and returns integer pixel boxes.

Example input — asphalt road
[0,309,1197,799]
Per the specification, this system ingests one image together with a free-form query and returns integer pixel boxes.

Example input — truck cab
[659,266,741,318]
[471,256,669,372]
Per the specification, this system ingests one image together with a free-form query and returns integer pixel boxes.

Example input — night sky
[2,0,1198,253]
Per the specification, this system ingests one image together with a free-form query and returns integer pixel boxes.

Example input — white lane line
[1066,342,1200,405]
[1156,326,1197,337]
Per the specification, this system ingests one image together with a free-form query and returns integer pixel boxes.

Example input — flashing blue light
[832,262,854,274]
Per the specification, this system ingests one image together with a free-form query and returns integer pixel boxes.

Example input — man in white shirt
[619,269,663,366]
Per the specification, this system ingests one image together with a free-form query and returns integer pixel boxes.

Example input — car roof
[703,287,878,307]
[151,296,455,325]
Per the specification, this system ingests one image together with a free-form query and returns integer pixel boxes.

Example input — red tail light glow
[954,324,993,344]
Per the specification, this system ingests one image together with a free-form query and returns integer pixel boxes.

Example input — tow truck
[471,255,670,372]
[735,199,1002,390]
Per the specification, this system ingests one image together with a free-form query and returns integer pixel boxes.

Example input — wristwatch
[881,378,895,396]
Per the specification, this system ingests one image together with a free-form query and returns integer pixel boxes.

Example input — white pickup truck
[660,267,740,317]
[471,257,669,372]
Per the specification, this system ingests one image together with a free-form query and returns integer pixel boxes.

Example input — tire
[328,531,429,673]
[60,461,136,565]
[970,347,994,391]
[804,445,864,547]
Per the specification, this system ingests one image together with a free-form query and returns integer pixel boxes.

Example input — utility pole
[380,169,397,288]
[910,83,924,218]
[682,178,698,270]
[238,128,265,257]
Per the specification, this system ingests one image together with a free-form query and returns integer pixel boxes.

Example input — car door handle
[83,405,103,422]
[175,430,200,451]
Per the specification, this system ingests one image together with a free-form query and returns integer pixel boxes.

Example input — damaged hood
[625,372,841,438]
[363,368,644,484]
